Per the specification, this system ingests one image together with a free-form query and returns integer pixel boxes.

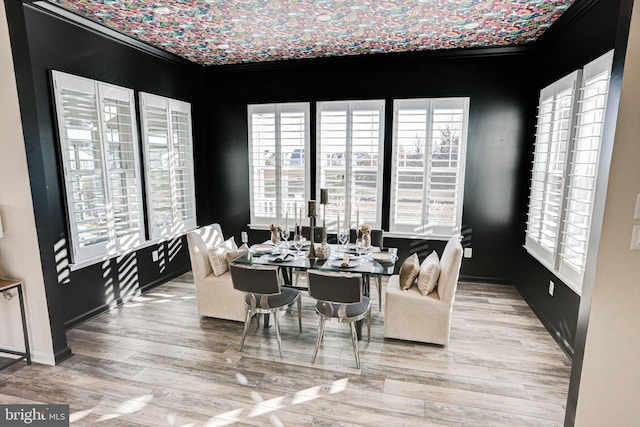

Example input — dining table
[232,242,399,339]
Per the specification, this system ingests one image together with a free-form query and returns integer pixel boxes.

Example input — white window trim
[389,97,469,237]
[247,102,311,228]
[52,70,146,266]
[139,92,198,241]
[316,100,385,230]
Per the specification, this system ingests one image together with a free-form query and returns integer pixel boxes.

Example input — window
[389,98,469,237]
[52,71,145,264]
[317,100,385,230]
[525,51,614,294]
[525,71,581,267]
[140,92,197,240]
[248,103,310,227]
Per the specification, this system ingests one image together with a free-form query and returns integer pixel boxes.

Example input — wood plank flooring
[0,273,571,426]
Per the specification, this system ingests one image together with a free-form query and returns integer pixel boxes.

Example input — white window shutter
[558,51,614,290]
[525,71,581,269]
[140,92,197,240]
[248,103,310,228]
[317,100,385,230]
[525,50,614,294]
[52,71,144,264]
[390,98,469,237]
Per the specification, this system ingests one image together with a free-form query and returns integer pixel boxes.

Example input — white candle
[285,211,288,230]
[337,213,340,233]
[356,209,359,229]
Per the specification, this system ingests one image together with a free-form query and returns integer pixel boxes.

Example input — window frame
[139,92,197,241]
[52,70,146,266]
[389,97,470,238]
[316,100,385,230]
[525,71,581,269]
[525,51,614,294]
[247,102,311,228]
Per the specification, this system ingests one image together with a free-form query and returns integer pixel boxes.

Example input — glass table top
[233,244,398,276]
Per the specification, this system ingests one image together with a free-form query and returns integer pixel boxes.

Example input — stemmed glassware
[355,236,365,258]
[293,231,305,257]
[338,229,349,255]
[280,227,290,252]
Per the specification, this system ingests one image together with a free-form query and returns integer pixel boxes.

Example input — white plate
[329,259,360,268]
[251,244,274,254]
[370,252,397,262]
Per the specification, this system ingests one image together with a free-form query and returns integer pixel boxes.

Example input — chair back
[187,224,225,280]
[437,237,463,304]
[301,226,323,242]
[350,228,383,247]
[307,270,362,304]
[230,263,281,295]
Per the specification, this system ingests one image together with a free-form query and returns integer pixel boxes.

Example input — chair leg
[274,312,283,357]
[240,308,252,352]
[297,296,302,333]
[350,322,361,369]
[311,318,326,363]
[367,309,372,342]
[376,275,382,311]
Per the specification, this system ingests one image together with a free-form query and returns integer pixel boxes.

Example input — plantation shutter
[52,71,144,264]
[525,71,580,268]
[140,93,197,240]
[558,51,614,288]
[317,100,385,230]
[390,98,469,236]
[248,103,310,227]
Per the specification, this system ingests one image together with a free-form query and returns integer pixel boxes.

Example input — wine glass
[355,236,365,258]
[338,229,349,254]
[293,232,305,257]
[280,227,290,253]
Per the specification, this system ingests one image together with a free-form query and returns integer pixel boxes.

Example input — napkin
[341,253,350,268]
[272,253,291,263]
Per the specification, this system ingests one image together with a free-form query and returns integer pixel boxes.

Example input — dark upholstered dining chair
[229,264,302,357]
[349,228,383,248]
[307,270,371,368]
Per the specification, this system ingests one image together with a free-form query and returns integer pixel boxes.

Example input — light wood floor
[0,273,571,426]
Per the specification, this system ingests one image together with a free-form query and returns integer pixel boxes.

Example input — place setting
[328,252,362,269]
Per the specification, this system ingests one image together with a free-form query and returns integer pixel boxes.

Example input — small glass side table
[0,278,31,370]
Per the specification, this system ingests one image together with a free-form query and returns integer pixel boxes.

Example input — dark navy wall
[203,50,538,283]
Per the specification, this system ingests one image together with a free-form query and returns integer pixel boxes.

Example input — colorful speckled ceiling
[49,0,576,66]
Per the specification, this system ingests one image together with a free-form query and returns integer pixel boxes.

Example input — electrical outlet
[464,247,472,258]
[152,250,159,262]
[549,280,555,296]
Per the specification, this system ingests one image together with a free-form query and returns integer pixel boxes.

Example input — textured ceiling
[49,0,577,66]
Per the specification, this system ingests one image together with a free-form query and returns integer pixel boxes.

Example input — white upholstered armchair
[186,224,246,322]
[383,236,463,345]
